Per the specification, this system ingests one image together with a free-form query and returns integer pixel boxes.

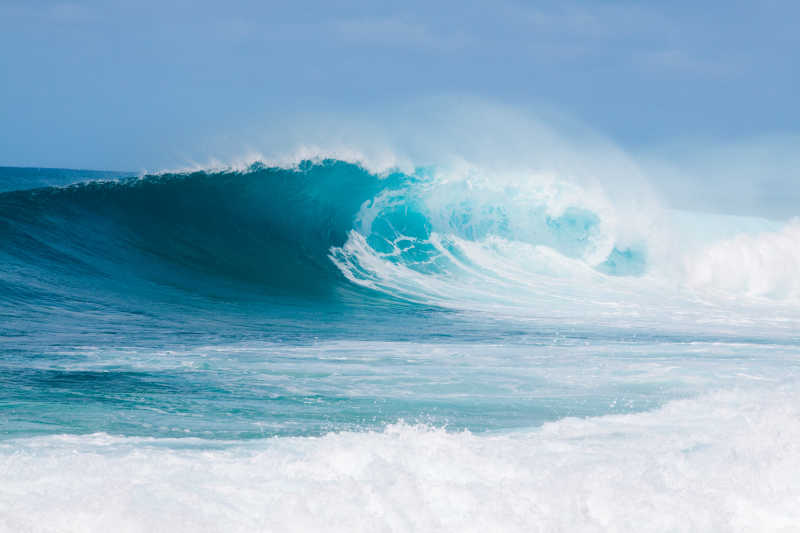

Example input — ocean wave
[0,160,390,298]
[1,159,798,319]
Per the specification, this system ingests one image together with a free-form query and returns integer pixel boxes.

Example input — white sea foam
[331,224,800,337]
[2,385,800,532]
[686,219,800,298]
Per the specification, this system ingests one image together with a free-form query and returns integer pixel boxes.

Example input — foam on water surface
[3,385,800,532]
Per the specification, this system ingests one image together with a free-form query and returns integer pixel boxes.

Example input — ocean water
[1,161,800,532]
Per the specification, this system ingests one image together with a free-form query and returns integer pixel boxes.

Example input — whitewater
[2,143,800,530]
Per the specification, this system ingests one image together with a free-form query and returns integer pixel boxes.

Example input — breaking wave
[1,158,798,323]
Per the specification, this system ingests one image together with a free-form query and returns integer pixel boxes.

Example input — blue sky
[1,0,799,175]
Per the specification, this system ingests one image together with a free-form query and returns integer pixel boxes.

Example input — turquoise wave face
[3,161,799,444]
[0,161,390,300]
[0,160,649,309]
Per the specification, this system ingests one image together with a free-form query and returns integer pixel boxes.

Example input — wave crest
[2,158,798,317]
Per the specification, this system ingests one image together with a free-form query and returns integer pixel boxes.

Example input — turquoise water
[2,162,800,531]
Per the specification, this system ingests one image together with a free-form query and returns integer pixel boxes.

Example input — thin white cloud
[332,16,469,52]
[497,1,673,40]
[487,1,749,77]
[49,2,96,21]
[633,48,743,78]
[0,1,97,22]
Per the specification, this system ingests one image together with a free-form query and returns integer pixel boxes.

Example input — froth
[3,385,800,532]
[687,220,800,298]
